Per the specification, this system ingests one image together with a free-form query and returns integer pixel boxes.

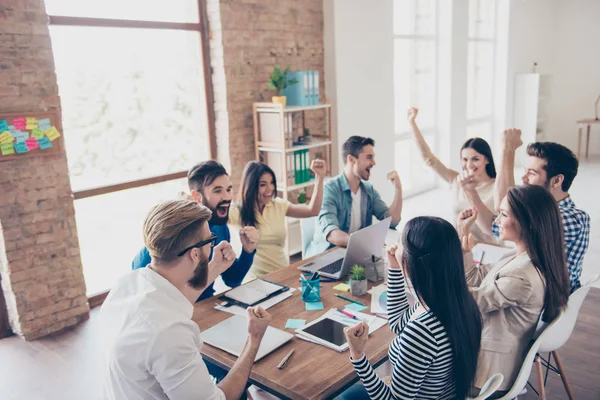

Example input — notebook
[201,315,293,362]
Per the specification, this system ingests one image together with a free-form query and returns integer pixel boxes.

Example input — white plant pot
[349,279,368,296]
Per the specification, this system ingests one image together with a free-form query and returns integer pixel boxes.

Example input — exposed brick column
[0,0,89,340]
[206,0,326,191]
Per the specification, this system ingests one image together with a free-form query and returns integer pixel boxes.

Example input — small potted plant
[349,265,367,296]
[267,65,298,108]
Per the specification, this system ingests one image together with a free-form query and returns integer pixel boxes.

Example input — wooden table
[192,252,395,400]
[577,119,600,159]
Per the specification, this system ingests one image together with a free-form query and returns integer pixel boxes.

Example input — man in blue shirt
[306,136,403,257]
[132,161,259,301]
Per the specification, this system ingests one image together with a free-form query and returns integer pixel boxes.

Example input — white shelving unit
[513,73,552,166]
[253,102,334,258]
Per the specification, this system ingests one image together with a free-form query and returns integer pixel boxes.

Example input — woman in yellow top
[408,107,499,243]
[229,159,326,278]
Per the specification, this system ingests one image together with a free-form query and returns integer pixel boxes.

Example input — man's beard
[207,200,231,225]
[187,253,209,290]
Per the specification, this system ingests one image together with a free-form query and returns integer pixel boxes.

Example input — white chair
[496,311,564,400]
[300,216,316,259]
[533,273,600,400]
[469,373,504,400]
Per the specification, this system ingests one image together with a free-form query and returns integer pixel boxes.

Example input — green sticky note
[1,143,15,156]
[346,303,368,312]
[305,302,324,311]
[285,319,306,329]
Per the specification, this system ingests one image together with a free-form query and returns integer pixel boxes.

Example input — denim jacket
[305,173,396,257]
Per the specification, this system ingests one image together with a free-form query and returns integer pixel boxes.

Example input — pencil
[335,294,366,307]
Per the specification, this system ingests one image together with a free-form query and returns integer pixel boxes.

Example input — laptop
[200,315,293,362]
[298,217,392,279]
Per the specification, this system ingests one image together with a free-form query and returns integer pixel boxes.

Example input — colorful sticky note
[285,319,306,329]
[31,128,45,139]
[345,303,368,312]
[25,137,39,151]
[13,117,26,130]
[0,120,8,131]
[38,118,51,130]
[333,283,350,292]
[45,126,61,141]
[14,142,28,154]
[0,131,13,144]
[38,136,52,150]
[1,142,15,156]
[305,301,324,311]
[14,130,29,143]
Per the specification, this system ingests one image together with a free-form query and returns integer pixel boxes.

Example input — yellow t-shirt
[229,197,291,278]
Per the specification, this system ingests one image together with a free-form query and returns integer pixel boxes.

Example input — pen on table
[335,294,366,307]
[335,308,358,320]
[277,348,295,369]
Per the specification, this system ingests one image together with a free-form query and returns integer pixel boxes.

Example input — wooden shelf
[255,103,331,113]
[258,140,332,154]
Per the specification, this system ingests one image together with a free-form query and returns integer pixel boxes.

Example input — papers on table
[215,288,295,316]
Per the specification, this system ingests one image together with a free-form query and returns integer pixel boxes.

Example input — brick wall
[0,0,89,340]
[206,0,326,192]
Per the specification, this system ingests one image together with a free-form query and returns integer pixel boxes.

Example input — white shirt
[349,188,363,234]
[100,267,225,400]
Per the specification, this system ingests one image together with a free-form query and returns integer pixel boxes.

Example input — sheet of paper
[13,117,25,130]
[285,319,306,329]
[31,128,45,140]
[305,301,324,311]
[333,283,350,292]
[215,289,295,316]
[38,118,51,131]
[0,131,12,144]
[0,120,8,131]
[25,137,39,151]
[1,143,15,156]
[345,303,368,312]
[38,137,52,150]
[45,126,61,141]
[14,142,28,154]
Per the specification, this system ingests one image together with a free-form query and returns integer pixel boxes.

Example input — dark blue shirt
[131,223,255,302]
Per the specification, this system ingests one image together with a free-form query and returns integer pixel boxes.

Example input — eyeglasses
[177,233,218,257]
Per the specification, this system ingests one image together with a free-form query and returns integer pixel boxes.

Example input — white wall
[324,0,396,203]
[507,0,600,155]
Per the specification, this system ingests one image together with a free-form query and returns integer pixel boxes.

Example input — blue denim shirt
[305,173,396,257]
[131,223,254,302]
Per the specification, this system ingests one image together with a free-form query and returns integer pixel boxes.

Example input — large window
[466,0,497,142]
[393,0,438,196]
[47,1,213,296]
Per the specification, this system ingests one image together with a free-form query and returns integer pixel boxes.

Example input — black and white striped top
[351,269,455,399]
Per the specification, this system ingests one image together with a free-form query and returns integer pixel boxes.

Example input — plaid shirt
[492,196,590,292]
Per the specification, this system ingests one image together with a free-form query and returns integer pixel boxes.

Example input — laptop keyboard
[319,258,344,274]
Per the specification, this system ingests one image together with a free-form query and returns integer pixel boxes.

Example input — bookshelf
[252,102,334,257]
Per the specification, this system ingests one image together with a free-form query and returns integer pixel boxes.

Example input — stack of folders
[293,149,311,184]
[282,70,320,106]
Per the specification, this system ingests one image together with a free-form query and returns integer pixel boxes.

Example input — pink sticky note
[13,117,26,130]
[25,137,39,151]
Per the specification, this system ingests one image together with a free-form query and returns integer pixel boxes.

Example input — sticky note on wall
[45,126,61,141]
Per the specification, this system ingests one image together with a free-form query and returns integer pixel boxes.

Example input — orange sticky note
[45,126,61,141]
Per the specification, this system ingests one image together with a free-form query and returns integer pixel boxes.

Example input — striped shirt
[492,195,590,292]
[351,270,455,399]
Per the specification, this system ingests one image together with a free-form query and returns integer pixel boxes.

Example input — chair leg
[552,351,575,400]
[535,355,547,399]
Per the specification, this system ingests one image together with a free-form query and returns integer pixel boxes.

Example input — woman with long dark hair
[229,160,326,278]
[342,217,482,400]
[458,185,570,397]
[407,107,499,243]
